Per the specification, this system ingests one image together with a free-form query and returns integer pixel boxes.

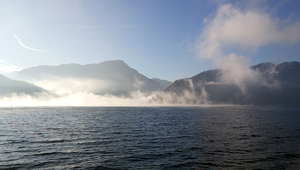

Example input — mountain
[0,74,46,97]
[15,60,164,95]
[165,61,300,105]
[5,71,19,79]
[152,78,172,90]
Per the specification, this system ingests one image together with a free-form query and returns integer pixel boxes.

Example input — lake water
[0,106,300,169]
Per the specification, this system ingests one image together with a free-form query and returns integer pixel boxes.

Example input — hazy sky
[1,0,300,81]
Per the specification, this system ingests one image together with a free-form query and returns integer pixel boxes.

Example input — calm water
[0,106,300,169]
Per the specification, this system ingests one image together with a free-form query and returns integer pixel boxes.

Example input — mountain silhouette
[15,60,164,95]
[165,61,300,105]
[0,74,46,96]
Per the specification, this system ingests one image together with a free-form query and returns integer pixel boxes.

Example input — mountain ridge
[14,60,166,95]
[4,60,300,105]
[0,74,46,97]
[165,61,300,105]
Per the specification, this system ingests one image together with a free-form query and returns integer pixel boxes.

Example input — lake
[0,106,300,169]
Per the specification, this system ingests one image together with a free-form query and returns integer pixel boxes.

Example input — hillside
[15,60,164,95]
[0,74,46,97]
[165,61,300,105]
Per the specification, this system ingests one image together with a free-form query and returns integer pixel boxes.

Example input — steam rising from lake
[0,89,210,107]
[0,71,210,106]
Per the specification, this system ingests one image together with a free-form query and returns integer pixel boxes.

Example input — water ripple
[0,106,299,169]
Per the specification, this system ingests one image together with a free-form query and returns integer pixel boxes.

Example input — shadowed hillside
[15,60,164,95]
[165,61,300,105]
[0,75,46,97]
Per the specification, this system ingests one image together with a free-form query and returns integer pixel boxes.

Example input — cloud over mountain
[194,4,300,94]
[164,61,300,105]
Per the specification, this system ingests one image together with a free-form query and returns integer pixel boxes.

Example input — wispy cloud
[12,33,46,52]
[0,59,15,66]
[196,4,300,60]
[195,4,300,93]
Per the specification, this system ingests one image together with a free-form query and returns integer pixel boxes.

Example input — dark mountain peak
[251,62,275,72]
[191,69,222,83]
[276,61,300,70]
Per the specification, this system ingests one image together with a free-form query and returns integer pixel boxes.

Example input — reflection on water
[0,106,300,169]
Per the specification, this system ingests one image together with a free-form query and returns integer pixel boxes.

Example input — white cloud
[12,33,46,52]
[196,4,300,59]
[195,4,300,92]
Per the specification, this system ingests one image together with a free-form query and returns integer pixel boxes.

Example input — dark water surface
[0,106,300,169]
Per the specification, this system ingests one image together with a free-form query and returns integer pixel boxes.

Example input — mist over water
[1,106,300,169]
[0,76,210,107]
[0,90,208,107]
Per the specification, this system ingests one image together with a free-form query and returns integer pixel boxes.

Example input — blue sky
[0,0,300,81]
